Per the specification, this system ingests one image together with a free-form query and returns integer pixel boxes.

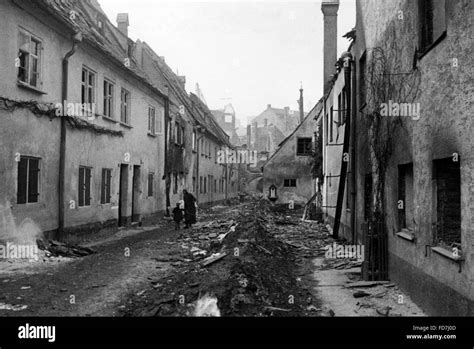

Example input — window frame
[296,137,312,156]
[120,88,131,125]
[103,78,115,118]
[17,28,43,89]
[78,166,92,207]
[17,156,41,205]
[148,172,155,197]
[101,168,112,205]
[82,66,97,106]
[148,106,156,135]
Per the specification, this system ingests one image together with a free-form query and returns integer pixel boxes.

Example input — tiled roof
[37,0,167,98]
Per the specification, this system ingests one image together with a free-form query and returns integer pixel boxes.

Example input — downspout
[164,94,170,216]
[58,32,82,236]
[350,57,357,244]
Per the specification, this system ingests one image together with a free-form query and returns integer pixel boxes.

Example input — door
[132,165,141,223]
[119,164,129,227]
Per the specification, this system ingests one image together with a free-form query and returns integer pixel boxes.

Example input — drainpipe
[58,32,82,236]
[350,55,357,244]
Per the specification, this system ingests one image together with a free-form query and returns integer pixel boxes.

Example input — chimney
[178,76,186,89]
[299,86,305,124]
[267,104,272,109]
[117,13,129,37]
[321,0,339,95]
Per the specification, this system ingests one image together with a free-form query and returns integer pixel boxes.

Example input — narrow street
[0,199,423,317]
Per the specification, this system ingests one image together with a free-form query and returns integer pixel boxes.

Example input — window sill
[396,230,416,243]
[418,31,447,60]
[119,122,133,129]
[17,81,47,95]
[147,132,157,138]
[431,246,464,262]
[102,115,118,124]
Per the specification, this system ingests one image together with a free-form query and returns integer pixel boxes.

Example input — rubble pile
[121,199,319,317]
[37,240,96,258]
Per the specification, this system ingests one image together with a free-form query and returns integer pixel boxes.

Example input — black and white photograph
[0,0,472,346]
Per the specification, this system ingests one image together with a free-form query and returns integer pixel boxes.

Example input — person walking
[183,190,197,229]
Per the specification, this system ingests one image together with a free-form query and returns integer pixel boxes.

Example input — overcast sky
[99,0,356,126]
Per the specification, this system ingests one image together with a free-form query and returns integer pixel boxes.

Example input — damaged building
[317,0,474,315]
[0,0,238,243]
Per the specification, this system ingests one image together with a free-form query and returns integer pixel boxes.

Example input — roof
[35,0,167,99]
[265,100,323,165]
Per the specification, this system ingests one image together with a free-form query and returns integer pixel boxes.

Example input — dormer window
[96,15,105,34]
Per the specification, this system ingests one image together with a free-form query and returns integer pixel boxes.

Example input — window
[181,126,185,145]
[329,106,334,142]
[297,138,312,156]
[101,169,112,204]
[193,177,196,193]
[18,30,42,88]
[418,0,446,54]
[156,107,163,134]
[398,164,414,230]
[325,113,329,145]
[192,131,197,151]
[337,93,342,125]
[82,67,96,105]
[17,156,40,204]
[200,176,203,194]
[148,106,156,134]
[148,172,154,197]
[214,179,217,193]
[120,88,130,124]
[284,179,297,188]
[433,157,461,245]
[204,177,207,194]
[103,79,114,118]
[78,166,92,207]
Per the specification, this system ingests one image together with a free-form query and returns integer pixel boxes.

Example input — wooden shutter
[101,169,106,204]
[28,158,40,203]
[17,157,28,204]
[85,168,91,206]
[79,167,85,207]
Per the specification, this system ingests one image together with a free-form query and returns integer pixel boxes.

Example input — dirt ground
[0,199,425,317]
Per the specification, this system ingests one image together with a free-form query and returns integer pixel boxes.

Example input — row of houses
[262,0,473,315]
[0,0,239,243]
[319,0,473,315]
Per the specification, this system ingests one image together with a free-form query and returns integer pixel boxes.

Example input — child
[172,202,183,230]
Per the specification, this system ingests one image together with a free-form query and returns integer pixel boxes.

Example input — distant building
[248,104,306,156]
[211,104,240,145]
[263,101,322,205]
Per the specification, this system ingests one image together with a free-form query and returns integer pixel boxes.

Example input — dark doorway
[119,164,129,227]
[132,165,141,223]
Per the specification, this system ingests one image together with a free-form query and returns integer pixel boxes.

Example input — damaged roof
[34,0,167,98]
